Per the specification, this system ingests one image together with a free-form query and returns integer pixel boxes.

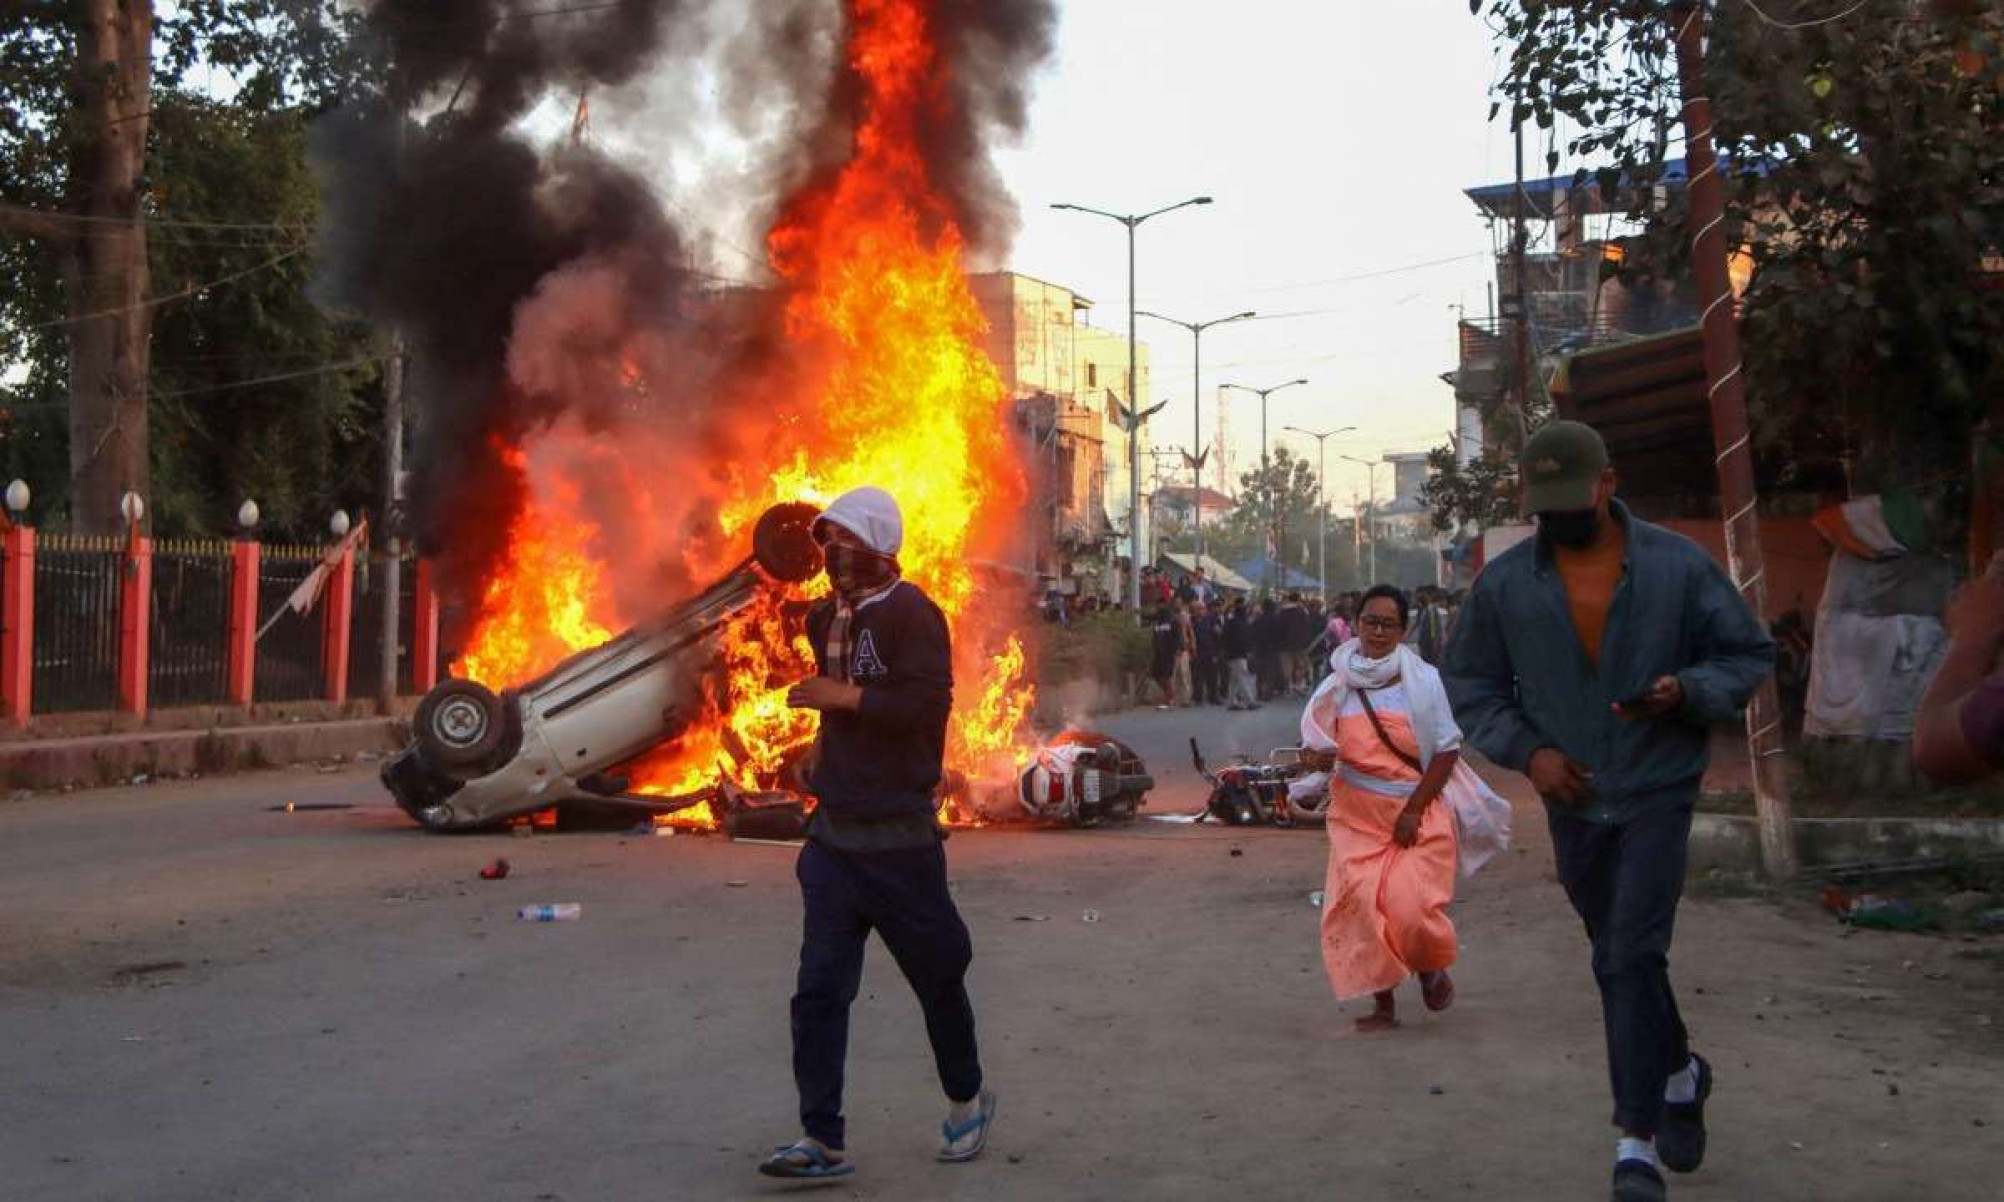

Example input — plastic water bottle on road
[517,903,582,922]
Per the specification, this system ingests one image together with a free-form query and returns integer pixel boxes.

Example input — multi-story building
[970,272,1155,597]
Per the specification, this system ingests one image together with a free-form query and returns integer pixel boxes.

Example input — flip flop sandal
[1421,971,1456,1012]
[758,1140,855,1180]
[937,1090,997,1163]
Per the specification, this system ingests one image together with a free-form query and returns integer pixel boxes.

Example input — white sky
[993,0,1514,511]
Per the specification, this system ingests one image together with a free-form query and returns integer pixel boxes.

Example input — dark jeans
[1547,800,1694,1138]
[791,837,982,1150]
[1194,655,1220,703]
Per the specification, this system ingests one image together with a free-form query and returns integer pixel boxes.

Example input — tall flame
[452,0,1034,821]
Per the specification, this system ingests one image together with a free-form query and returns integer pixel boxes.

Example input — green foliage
[1419,444,1521,533]
[145,93,385,541]
[1223,446,1325,577]
[0,4,382,536]
[1035,610,1152,686]
[1476,1,2004,498]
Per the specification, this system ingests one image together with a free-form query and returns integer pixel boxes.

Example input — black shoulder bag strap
[1354,683,1426,774]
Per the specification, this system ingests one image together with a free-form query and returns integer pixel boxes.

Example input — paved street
[2,703,1999,1201]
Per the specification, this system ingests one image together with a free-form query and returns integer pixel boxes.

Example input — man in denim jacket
[1442,422,1774,1202]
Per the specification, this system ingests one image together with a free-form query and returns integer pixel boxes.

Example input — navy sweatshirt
[804,580,953,823]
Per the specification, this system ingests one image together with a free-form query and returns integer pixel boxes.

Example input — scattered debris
[110,960,187,984]
[1082,909,1101,923]
[1820,887,1941,932]
[516,903,581,922]
[129,773,149,786]
[479,858,511,881]
[267,802,354,813]
[1428,1085,1445,1096]
[726,880,750,888]
[1012,914,1051,923]
[1229,848,1244,858]
[1309,890,1325,909]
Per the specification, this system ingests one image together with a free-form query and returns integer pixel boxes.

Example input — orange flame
[453,0,1035,826]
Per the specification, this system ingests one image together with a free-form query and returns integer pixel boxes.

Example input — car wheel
[753,501,825,584]
[414,679,507,775]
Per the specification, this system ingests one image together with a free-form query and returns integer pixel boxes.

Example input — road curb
[0,718,408,792]
[1691,811,2004,873]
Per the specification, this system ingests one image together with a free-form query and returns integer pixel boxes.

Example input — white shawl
[1300,640,1461,766]
[1298,639,1513,879]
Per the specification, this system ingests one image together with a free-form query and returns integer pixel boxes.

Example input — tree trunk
[67,0,154,534]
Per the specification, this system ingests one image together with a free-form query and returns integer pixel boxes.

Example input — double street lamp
[1138,308,1256,562]
[1284,424,1357,603]
[1341,453,1388,585]
[1220,378,1309,473]
[1051,195,1213,612]
[1221,377,1309,592]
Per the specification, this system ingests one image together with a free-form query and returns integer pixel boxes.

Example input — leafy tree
[1419,444,1521,534]
[1224,446,1326,582]
[0,2,370,533]
[1475,0,2004,513]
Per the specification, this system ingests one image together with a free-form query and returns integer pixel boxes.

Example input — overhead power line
[25,245,309,330]
[1738,0,1874,31]
[0,202,310,234]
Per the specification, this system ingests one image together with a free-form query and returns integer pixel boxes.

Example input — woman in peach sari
[1302,585,1467,1032]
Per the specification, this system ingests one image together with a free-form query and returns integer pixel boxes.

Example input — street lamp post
[1341,454,1385,584]
[1138,308,1256,564]
[1051,196,1213,611]
[1221,378,1308,591]
[1284,425,1357,603]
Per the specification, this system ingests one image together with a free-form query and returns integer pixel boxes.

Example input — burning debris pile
[325,1,1061,829]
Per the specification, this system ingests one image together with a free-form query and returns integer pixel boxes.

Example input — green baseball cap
[1520,420,1610,515]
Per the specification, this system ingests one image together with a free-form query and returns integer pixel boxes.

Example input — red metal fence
[0,521,443,728]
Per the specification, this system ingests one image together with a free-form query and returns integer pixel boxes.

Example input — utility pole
[1286,425,1357,604]
[1051,197,1213,610]
[1222,378,1309,592]
[1670,1,1796,879]
[377,338,406,712]
[1342,454,1381,584]
[1510,119,1534,453]
[1140,308,1256,563]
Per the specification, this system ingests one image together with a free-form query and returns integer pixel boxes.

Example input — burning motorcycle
[381,502,823,832]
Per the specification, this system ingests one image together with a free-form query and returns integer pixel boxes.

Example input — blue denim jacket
[1441,502,1775,823]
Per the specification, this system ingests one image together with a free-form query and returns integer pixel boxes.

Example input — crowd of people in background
[1114,570,1471,711]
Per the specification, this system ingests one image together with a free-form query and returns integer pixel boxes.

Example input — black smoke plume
[314,0,1056,626]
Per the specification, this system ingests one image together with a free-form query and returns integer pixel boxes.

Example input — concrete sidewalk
[0,713,406,792]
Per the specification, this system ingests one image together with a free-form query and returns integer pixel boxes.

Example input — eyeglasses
[1359,616,1404,632]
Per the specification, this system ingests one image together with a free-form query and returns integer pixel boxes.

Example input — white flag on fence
[257,519,368,642]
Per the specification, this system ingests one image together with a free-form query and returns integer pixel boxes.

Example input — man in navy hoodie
[759,486,994,1182]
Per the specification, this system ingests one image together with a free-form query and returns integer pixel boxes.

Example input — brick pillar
[119,535,153,718]
[412,557,442,693]
[227,539,260,706]
[321,543,356,704]
[1,524,33,728]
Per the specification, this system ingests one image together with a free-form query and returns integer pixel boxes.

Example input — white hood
[816,486,904,557]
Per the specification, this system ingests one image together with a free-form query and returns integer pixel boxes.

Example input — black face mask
[1538,507,1601,550]
[824,543,896,600]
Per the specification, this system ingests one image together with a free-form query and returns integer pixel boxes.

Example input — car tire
[753,501,825,584]
[414,679,507,775]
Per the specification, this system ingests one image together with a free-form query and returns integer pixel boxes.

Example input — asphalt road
[1,700,1998,1201]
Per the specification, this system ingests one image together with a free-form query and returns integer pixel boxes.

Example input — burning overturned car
[382,501,1156,833]
[381,502,825,832]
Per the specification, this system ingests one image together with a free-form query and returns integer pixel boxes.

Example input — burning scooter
[381,503,823,832]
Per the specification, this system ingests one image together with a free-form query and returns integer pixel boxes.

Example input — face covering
[1538,507,1601,550]
[825,542,897,601]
